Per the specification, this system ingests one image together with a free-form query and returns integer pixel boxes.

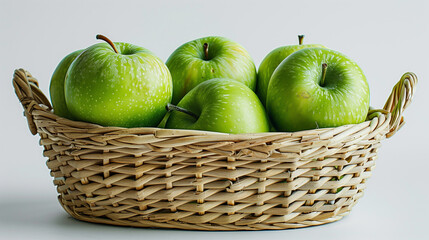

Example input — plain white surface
[1,0,428,239]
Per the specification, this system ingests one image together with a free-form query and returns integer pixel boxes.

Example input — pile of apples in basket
[50,34,370,133]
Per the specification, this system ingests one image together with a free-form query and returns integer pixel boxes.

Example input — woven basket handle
[13,68,52,135]
[381,72,418,138]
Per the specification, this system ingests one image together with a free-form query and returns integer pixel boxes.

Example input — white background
[1,0,428,239]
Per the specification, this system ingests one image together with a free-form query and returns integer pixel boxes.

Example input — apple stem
[96,34,119,54]
[203,43,209,60]
[320,63,328,86]
[166,103,199,120]
[298,35,304,45]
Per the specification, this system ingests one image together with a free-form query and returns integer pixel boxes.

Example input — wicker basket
[13,68,417,230]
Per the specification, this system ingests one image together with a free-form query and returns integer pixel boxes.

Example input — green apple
[157,111,170,128]
[257,35,325,106]
[50,49,83,119]
[267,47,369,132]
[65,35,172,128]
[166,36,257,104]
[165,78,269,134]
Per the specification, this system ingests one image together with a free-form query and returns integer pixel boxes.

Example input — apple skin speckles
[166,78,269,134]
[257,38,326,107]
[267,47,369,132]
[64,41,172,128]
[166,36,257,104]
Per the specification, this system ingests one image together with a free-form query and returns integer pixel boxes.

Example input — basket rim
[13,68,417,139]
[32,103,386,138]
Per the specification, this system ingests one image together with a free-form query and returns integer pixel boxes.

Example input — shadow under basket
[13,69,417,230]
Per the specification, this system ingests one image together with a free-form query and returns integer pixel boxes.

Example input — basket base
[58,196,349,231]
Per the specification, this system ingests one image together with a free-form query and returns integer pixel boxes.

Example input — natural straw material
[13,69,417,230]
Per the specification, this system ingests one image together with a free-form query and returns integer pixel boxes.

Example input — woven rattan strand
[13,69,417,230]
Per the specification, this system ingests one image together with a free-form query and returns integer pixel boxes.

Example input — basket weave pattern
[13,69,416,230]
